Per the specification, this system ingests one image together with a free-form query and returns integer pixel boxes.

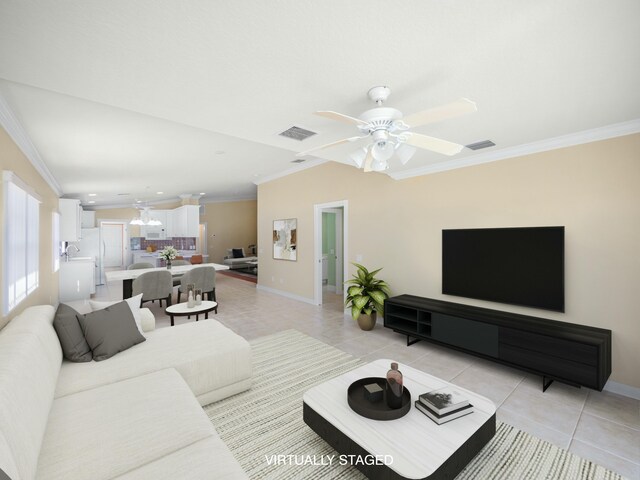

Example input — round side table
[165,300,218,326]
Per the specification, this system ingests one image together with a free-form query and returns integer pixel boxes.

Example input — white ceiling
[0,1,639,207]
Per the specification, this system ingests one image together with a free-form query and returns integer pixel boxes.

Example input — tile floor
[95,274,640,479]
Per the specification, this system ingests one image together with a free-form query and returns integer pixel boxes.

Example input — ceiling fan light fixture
[371,141,395,162]
[349,147,368,169]
[395,143,417,165]
[371,157,389,172]
[129,218,144,226]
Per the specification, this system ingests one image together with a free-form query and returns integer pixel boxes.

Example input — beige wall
[200,200,257,263]
[0,127,59,328]
[257,134,640,387]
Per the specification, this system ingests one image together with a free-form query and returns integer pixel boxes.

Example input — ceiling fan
[297,86,477,172]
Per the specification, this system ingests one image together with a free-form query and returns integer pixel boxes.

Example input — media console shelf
[384,295,612,392]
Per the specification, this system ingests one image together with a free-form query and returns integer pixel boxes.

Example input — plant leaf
[351,305,361,321]
[347,285,363,296]
[369,290,388,305]
[353,295,369,310]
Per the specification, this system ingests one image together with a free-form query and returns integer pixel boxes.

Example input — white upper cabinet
[167,205,199,238]
[59,199,82,241]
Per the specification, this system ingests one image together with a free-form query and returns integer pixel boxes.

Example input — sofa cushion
[56,320,251,403]
[0,305,61,480]
[78,301,146,361]
[53,304,93,362]
[89,294,145,335]
[37,369,218,480]
[114,436,248,480]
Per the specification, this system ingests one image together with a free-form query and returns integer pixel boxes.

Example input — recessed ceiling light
[136,200,142,203]
[156,191,164,195]
[199,192,206,195]
[88,193,97,197]
[88,200,95,204]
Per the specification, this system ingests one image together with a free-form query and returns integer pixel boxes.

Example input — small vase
[386,362,404,409]
[166,260,172,270]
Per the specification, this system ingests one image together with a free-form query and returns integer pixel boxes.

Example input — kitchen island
[132,250,210,267]
[106,263,228,299]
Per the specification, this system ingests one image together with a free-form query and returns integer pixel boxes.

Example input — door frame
[314,200,348,306]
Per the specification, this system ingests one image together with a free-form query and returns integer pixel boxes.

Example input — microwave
[143,227,166,240]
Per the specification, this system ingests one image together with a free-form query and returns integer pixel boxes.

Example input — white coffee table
[165,300,218,326]
[303,359,496,480]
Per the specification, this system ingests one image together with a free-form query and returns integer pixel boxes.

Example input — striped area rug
[204,330,623,480]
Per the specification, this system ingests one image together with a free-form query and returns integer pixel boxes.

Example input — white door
[102,223,125,268]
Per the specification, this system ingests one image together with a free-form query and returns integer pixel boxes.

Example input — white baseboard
[603,380,640,400]
[256,284,317,305]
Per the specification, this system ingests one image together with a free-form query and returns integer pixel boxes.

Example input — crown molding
[389,119,640,180]
[0,92,63,196]
[200,195,257,204]
[253,158,328,185]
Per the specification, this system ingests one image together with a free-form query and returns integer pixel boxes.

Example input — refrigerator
[71,228,104,286]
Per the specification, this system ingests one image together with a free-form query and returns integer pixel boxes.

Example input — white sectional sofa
[0,304,252,480]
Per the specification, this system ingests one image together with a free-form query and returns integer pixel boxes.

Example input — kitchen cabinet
[59,259,95,302]
[168,205,199,237]
[59,199,82,241]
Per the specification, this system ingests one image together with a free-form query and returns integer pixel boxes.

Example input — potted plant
[158,246,178,269]
[345,263,391,331]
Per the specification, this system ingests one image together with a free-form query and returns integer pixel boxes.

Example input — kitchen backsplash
[130,237,197,251]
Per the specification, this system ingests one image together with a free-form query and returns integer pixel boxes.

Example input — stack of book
[414,386,474,425]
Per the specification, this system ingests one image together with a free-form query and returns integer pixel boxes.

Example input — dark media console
[384,295,611,391]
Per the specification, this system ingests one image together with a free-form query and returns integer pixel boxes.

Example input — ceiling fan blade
[403,98,477,128]
[405,133,465,156]
[314,111,369,126]
[297,136,366,157]
[363,149,373,172]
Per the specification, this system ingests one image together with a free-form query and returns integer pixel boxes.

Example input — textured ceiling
[0,1,639,206]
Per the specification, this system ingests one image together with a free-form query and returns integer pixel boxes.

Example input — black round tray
[347,377,411,421]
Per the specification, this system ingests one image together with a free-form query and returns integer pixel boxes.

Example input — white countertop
[105,263,228,282]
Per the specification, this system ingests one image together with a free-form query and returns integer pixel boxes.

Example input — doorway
[101,221,127,269]
[314,201,348,309]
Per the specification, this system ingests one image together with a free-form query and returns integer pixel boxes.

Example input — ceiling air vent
[291,158,306,164]
[466,140,496,151]
[279,126,317,141]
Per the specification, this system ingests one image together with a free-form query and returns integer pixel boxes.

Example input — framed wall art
[273,218,297,261]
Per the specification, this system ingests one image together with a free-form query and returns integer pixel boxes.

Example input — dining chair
[177,266,217,312]
[128,262,155,270]
[171,259,190,286]
[132,270,173,308]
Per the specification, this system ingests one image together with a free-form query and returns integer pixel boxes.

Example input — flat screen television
[442,226,564,312]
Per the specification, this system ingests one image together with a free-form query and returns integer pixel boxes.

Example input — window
[3,171,41,315]
[52,211,60,272]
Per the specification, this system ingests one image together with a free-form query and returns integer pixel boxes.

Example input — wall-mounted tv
[442,226,565,312]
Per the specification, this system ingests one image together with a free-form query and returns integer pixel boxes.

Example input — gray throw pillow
[53,304,93,362]
[77,301,145,361]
